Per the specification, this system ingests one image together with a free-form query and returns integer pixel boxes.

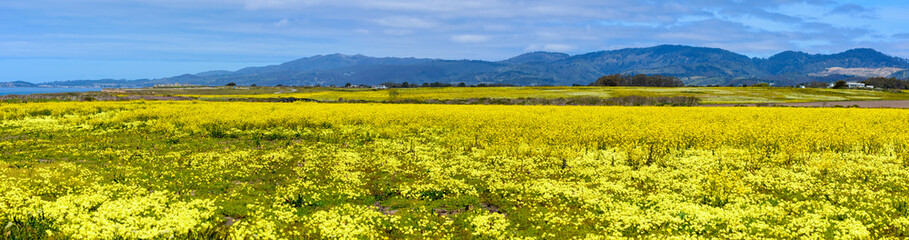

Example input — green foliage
[1,215,55,240]
[832,80,848,89]
[387,89,399,101]
[805,81,830,88]
[591,74,685,87]
[863,77,909,89]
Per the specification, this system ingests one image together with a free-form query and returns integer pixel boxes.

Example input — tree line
[589,74,685,87]
[862,77,909,89]
[806,77,909,89]
[380,82,515,88]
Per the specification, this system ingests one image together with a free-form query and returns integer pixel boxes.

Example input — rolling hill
[0,81,38,88]
[37,45,909,88]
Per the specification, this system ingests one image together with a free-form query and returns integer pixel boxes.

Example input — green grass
[118,86,306,95]
[130,86,909,104]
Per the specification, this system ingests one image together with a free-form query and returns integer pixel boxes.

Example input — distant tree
[276,84,284,87]
[424,82,452,88]
[457,82,467,87]
[806,81,829,88]
[344,83,352,88]
[750,83,770,87]
[590,74,684,87]
[250,84,257,87]
[863,77,909,89]
[591,74,623,86]
[832,80,848,89]
[225,82,237,87]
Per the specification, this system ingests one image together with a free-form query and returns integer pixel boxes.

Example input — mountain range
[32,45,909,88]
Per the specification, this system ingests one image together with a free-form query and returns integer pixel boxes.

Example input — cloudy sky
[1,0,907,82]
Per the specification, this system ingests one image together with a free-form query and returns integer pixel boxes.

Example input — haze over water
[0,87,101,96]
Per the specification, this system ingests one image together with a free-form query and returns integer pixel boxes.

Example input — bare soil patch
[703,100,909,108]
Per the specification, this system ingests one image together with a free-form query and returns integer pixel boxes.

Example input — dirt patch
[435,205,472,217]
[703,100,909,108]
[373,202,399,215]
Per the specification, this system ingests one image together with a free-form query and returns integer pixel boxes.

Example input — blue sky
[1,0,907,82]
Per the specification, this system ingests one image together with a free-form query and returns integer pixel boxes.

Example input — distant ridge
[0,81,38,88]
[502,52,570,64]
[38,45,909,87]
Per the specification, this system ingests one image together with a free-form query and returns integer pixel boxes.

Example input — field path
[703,100,909,108]
[274,88,298,94]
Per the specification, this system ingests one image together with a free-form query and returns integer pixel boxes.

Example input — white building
[847,82,866,88]
[828,82,874,89]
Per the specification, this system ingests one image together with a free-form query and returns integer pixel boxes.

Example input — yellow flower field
[2,101,909,239]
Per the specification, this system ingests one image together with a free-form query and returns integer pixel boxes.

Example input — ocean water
[0,87,102,96]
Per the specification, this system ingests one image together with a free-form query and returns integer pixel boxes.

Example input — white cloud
[525,44,575,52]
[241,0,322,9]
[384,29,414,36]
[273,18,291,27]
[376,16,436,29]
[357,0,503,13]
[657,32,722,42]
[0,41,35,56]
[482,24,511,31]
[451,34,490,43]
[3,0,907,67]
